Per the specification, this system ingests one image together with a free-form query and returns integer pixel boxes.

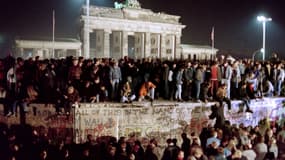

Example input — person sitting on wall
[91,76,108,102]
[7,83,38,117]
[138,80,156,102]
[121,76,136,103]
[63,85,80,115]
[262,78,274,97]
[215,83,231,113]
[245,72,258,99]
[238,82,253,114]
[0,84,8,116]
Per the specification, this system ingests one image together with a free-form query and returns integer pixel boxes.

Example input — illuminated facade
[15,38,81,59]
[81,1,185,59]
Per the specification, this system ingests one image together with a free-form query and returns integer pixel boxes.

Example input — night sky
[0,0,285,58]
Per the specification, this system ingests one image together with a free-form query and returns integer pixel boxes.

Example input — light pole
[86,0,89,23]
[257,15,272,61]
[83,0,90,58]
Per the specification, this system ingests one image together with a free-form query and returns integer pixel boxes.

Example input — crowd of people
[0,54,283,116]
[0,54,284,159]
[0,118,285,160]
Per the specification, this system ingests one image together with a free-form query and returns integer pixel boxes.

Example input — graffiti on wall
[74,103,213,144]
[1,97,285,144]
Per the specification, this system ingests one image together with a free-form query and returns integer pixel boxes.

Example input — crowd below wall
[0,118,285,159]
[0,54,285,159]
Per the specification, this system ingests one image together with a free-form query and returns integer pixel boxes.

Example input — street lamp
[86,0,89,22]
[83,0,90,58]
[257,15,272,61]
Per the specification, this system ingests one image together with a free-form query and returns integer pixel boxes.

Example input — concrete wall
[1,97,284,145]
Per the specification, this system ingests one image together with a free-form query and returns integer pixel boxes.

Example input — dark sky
[0,0,284,58]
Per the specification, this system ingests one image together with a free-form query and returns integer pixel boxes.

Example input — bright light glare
[257,16,272,22]
[261,48,265,53]
[257,16,265,21]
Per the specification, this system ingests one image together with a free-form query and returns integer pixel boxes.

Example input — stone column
[103,30,111,58]
[160,34,166,59]
[48,49,53,59]
[42,49,46,59]
[171,35,175,59]
[122,31,128,58]
[20,48,24,57]
[144,32,151,58]
[175,34,182,59]
[83,25,90,59]
[141,33,145,59]
[157,34,161,58]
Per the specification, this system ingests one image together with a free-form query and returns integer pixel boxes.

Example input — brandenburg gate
[81,0,185,59]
